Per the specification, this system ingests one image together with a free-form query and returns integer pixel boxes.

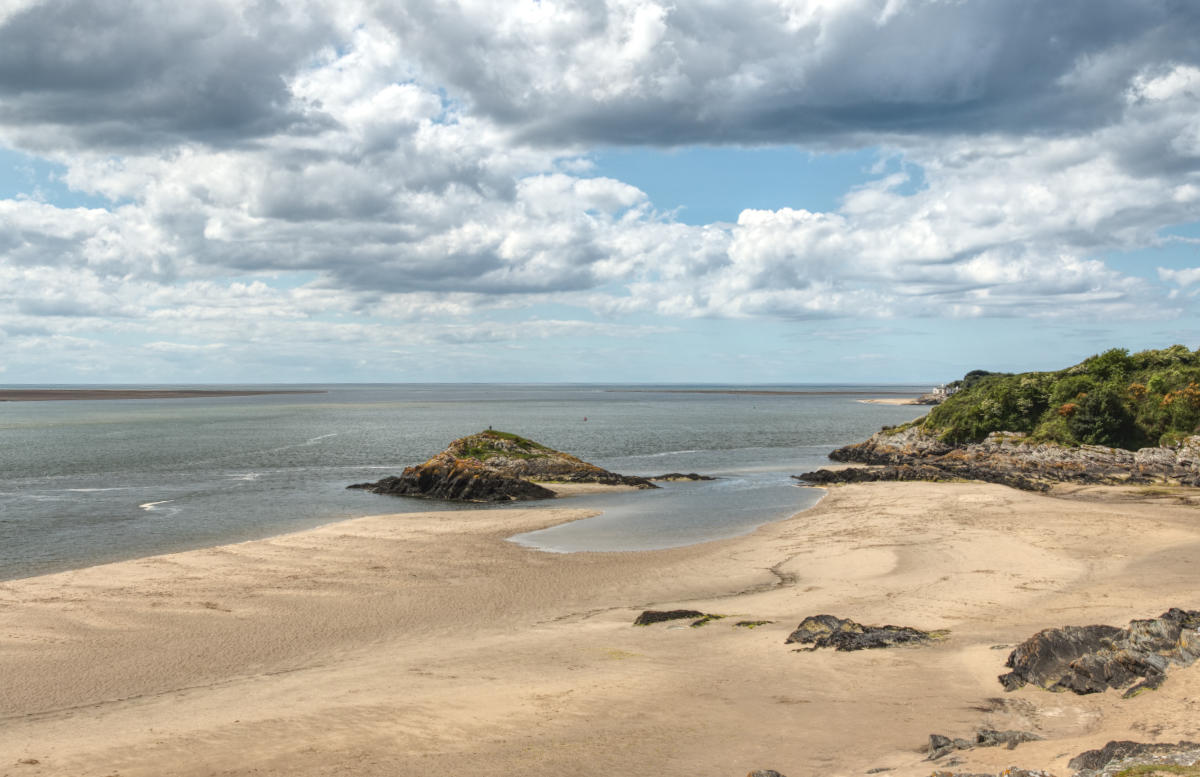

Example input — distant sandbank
[615,388,925,397]
[857,397,921,405]
[0,389,326,402]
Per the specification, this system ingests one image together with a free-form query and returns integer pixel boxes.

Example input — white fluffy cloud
[2,0,1200,378]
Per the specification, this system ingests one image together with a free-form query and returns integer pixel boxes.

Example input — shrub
[922,345,1200,450]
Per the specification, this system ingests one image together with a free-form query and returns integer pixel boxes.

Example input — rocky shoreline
[922,739,1200,777]
[797,425,1200,492]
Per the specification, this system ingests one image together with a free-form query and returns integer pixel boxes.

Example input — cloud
[1159,267,1200,287]
[0,0,344,151]
[378,0,1200,146]
[2,1,1200,380]
[143,341,227,354]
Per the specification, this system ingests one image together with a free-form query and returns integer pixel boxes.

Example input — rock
[648,472,716,481]
[634,609,705,626]
[747,771,787,777]
[930,730,1044,759]
[999,608,1200,696]
[795,463,1048,493]
[998,625,1125,692]
[349,458,557,503]
[785,614,945,651]
[797,425,1200,492]
[349,430,656,502]
[1069,740,1200,777]
[928,734,976,760]
[734,620,773,628]
[975,729,1043,750]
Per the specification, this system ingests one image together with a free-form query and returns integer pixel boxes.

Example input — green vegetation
[1114,764,1200,777]
[946,369,1012,392]
[456,430,552,461]
[923,345,1200,449]
[476,430,548,447]
[689,614,727,628]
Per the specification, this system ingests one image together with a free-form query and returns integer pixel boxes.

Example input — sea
[0,384,929,581]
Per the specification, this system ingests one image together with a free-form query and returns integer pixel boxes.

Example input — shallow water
[0,384,928,579]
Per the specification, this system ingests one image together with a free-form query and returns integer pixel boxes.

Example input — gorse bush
[923,346,1200,449]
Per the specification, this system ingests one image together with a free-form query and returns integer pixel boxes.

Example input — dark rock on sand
[349,430,656,503]
[795,462,1047,493]
[999,608,1200,697]
[747,771,788,777]
[634,609,705,626]
[928,734,976,760]
[648,472,717,481]
[785,614,945,651]
[1069,740,1200,776]
[928,730,1043,760]
[975,729,1044,749]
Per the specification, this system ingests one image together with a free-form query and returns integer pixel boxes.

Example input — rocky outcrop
[999,608,1200,697]
[932,740,1200,777]
[349,430,657,502]
[797,425,1200,491]
[647,472,716,481]
[1069,740,1200,776]
[785,614,946,651]
[348,457,557,502]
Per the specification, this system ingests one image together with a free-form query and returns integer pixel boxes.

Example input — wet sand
[1,482,1198,776]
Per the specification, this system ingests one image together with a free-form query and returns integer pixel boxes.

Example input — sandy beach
[3,482,1199,776]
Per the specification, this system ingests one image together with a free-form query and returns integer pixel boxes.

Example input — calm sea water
[0,384,929,580]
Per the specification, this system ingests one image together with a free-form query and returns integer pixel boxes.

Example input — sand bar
[614,389,925,397]
[2,482,1199,776]
[857,397,920,405]
[0,389,326,402]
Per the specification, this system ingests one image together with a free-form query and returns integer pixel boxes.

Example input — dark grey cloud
[5,0,1194,153]
[0,0,339,150]
[381,0,1200,147]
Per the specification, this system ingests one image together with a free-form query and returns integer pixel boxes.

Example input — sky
[2,0,1200,384]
